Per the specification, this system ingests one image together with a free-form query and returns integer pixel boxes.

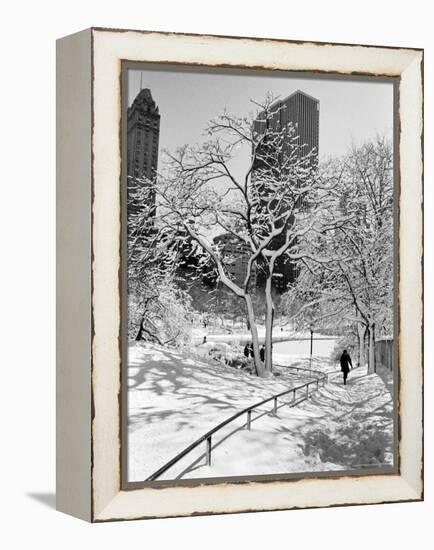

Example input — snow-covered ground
[193,325,336,346]
[127,343,315,481]
[167,366,394,479]
[193,326,295,341]
[273,337,336,365]
[127,342,393,482]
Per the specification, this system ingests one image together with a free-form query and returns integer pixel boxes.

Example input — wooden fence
[375,337,393,371]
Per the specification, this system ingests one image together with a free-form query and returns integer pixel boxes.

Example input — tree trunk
[357,322,367,368]
[367,322,376,374]
[264,275,274,373]
[244,295,265,377]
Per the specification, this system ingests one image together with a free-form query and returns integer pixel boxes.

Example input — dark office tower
[278,90,319,163]
[127,88,160,217]
[252,90,319,293]
[253,90,319,170]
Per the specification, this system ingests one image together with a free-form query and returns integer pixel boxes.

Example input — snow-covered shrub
[129,278,193,349]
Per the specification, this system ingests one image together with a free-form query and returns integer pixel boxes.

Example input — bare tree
[144,96,343,376]
[284,137,393,373]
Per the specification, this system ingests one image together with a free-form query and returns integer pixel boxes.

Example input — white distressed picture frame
[56,28,423,522]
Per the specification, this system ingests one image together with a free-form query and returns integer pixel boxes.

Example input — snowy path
[127,343,393,482]
[168,366,394,479]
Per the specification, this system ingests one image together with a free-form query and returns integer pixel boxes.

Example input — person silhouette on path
[340,349,353,385]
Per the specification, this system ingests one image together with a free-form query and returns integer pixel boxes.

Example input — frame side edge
[56,28,93,522]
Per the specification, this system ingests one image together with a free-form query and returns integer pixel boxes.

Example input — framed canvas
[56,27,423,522]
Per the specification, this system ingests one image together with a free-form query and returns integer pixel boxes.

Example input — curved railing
[277,364,325,377]
[146,365,328,481]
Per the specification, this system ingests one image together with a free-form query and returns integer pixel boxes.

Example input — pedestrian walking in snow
[340,349,353,385]
[249,342,254,358]
[260,345,265,363]
[244,343,250,358]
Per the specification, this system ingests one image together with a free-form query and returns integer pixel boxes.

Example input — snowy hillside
[127,343,393,481]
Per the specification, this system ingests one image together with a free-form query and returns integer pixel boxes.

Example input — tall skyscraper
[253,90,319,170]
[272,90,319,162]
[127,88,160,216]
[253,90,320,293]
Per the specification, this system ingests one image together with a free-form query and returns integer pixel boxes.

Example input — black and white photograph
[124,65,397,484]
[1,0,430,538]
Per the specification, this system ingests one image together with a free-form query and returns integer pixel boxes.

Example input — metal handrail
[276,364,325,378]
[146,366,327,481]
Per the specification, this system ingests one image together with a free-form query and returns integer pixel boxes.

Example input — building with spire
[127,88,160,216]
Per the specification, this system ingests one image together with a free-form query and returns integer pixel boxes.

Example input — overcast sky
[128,66,393,178]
